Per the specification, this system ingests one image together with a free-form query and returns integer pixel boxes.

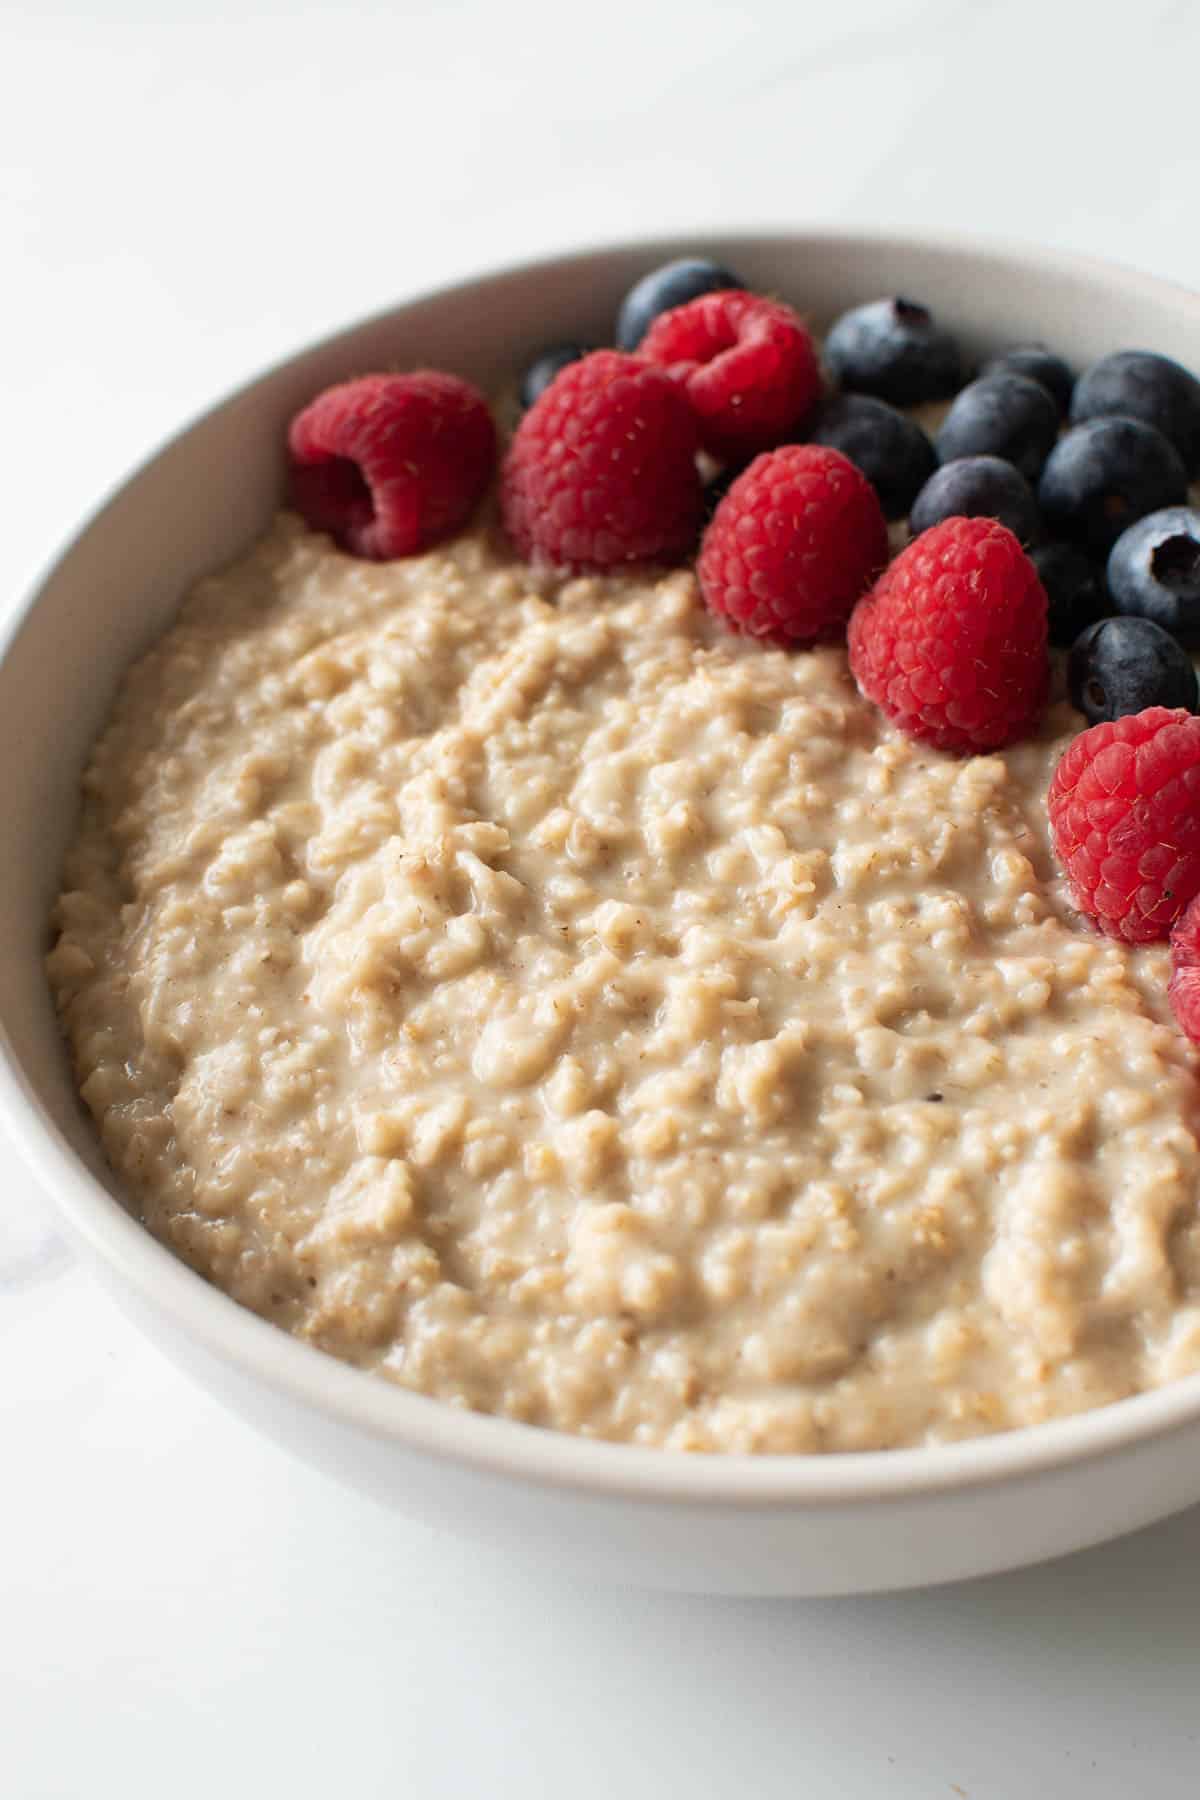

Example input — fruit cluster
[281,251,1200,1044]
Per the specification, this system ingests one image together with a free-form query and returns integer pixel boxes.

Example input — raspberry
[1047,707,1200,943]
[848,517,1049,753]
[288,372,496,561]
[1170,892,1200,1041]
[697,445,888,644]
[500,350,703,571]
[638,290,822,461]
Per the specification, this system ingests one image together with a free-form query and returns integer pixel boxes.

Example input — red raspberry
[1048,707,1200,943]
[1170,892,1200,1041]
[639,290,822,461]
[500,350,703,570]
[288,372,496,560]
[697,445,888,645]
[848,517,1049,753]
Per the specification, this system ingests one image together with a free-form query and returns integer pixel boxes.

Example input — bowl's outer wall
[6,232,1200,1593]
[98,1260,1200,1595]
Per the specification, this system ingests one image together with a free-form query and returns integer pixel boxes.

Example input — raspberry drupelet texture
[288,371,496,560]
[697,444,888,644]
[638,289,822,461]
[500,350,704,570]
[1169,892,1200,1041]
[1048,707,1200,943]
[848,516,1049,753]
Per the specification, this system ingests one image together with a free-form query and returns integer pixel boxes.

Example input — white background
[5,1,1200,1794]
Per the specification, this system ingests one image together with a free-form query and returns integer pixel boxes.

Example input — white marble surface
[6,1,1200,1793]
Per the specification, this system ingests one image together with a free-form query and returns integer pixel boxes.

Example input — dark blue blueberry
[1029,542,1110,647]
[806,394,936,520]
[615,257,743,352]
[1038,417,1188,556]
[1071,350,1200,475]
[1107,506,1200,646]
[823,297,962,406]
[935,373,1060,482]
[1067,615,1198,724]
[518,343,589,410]
[978,346,1073,416]
[909,455,1041,542]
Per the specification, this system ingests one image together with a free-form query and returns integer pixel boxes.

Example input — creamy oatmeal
[47,512,1200,1452]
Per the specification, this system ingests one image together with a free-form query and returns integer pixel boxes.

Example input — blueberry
[1037,416,1187,556]
[1071,350,1200,474]
[823,297,963,406]
[1067,615,1198,723]
[615,257,743,352]
[909,455,1041,542]
[1107,506,1200,645]
[805,393,936,520]
[934,373,1060,483]
[978,346,1073,416]
[518,342,589,409]
[1029,542,1110,647]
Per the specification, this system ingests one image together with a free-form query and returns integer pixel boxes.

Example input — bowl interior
[6,228,1200,1495]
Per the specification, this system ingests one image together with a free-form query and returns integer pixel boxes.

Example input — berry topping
[847,516,1048,753]
[1038,416,1188,556]
[1071,350,1200,475]
[1067,616,1197,725]
[615,256,743,352]
[1169,892,1200,1043]
[519,342,588,409]
[500,349,702,571]
[934,372,1060,481]
[1107,506,1200,645]
[1047,707,1200,942]
[909,455,1041,543]
[978,346,1073,416]
[697,444,887,645]
[288,372,497,561]
[823,297,963,406]
[639,290,822,461]
[702,463,740,520]
[1029,542,1110,646]
[806,393,936,520]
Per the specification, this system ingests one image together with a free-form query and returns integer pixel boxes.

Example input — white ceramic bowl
[6,229,1200,1597]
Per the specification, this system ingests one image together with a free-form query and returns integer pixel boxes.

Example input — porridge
[45,271,1200,1453]
[47,514,1200,1452]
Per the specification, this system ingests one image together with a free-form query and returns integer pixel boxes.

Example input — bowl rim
[8,222,1200,1508]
